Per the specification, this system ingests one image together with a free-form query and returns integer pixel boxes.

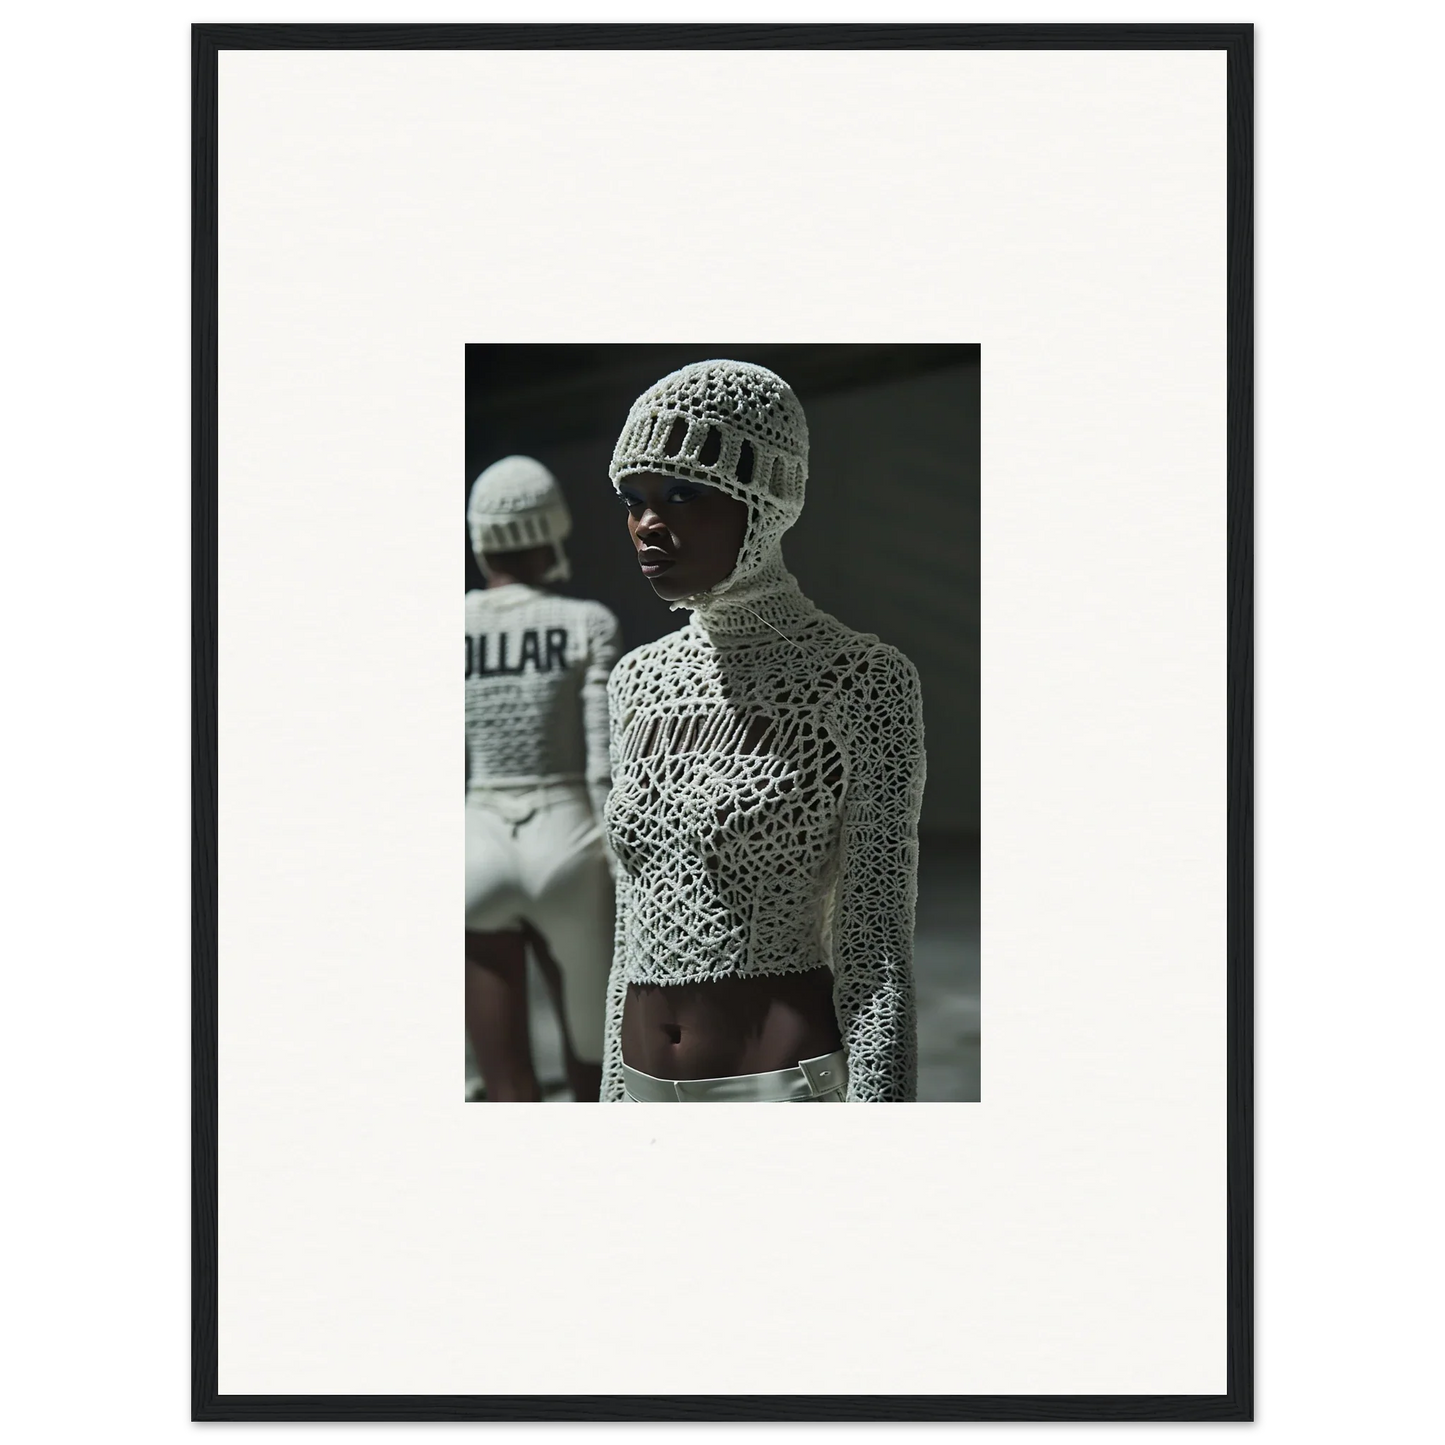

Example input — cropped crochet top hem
[617,951,836,989]
[466,772,586,793]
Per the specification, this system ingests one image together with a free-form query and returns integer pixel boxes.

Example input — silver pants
[622,1049,848,1102]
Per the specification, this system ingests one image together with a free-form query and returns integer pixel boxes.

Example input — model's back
[464,584,617,802]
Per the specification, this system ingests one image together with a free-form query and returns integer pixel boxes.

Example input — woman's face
[618,472,749,601]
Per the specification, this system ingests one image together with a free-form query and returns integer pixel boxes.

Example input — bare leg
[525,925,603,1103]
[465,930,541,1102]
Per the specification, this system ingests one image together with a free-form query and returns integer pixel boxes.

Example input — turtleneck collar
[671,553,820,644]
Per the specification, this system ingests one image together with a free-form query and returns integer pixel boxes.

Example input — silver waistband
[622,1049,847,1103]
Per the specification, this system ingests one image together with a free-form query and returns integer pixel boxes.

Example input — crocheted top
[464,584,620,821]
[599,360,926,1102]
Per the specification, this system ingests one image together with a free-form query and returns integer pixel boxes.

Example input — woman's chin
[648,572,699,601]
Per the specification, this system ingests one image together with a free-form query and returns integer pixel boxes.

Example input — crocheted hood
[609,360,811,631]
[468,455,572,583]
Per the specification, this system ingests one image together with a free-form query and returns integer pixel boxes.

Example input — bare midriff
[621,966,841,1080]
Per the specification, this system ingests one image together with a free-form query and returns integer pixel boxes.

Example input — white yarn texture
[465,584,620,822]
[468,455,573,583]
[601,361,926,1102]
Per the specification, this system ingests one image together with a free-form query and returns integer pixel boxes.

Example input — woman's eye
[617,492,642,508]
[667,485,704,504]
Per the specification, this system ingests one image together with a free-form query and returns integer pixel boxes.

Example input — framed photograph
[194,22,1251,1422]
[459,343,980,1108]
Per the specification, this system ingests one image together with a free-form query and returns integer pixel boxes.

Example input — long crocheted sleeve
[599,912,631,1103]
[599,655,639,1102]
[829,644,926,1102]
[582,604,621,827]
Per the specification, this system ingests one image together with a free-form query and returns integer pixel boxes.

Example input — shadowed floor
[467,834,981,1103]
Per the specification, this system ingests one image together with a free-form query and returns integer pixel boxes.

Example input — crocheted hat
[468,455,572,582]
[610,360,809,596]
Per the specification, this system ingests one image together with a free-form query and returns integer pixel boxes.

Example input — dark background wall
[465,344,979,836]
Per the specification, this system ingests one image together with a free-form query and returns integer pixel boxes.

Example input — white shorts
[465,783,613,1064]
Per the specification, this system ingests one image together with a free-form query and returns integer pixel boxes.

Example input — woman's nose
[636,507,667,537]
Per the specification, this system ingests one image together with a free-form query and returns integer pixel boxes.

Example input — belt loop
[799,1051,846,1099]
[673,1080,686,1102]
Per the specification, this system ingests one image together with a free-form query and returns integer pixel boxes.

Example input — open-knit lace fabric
[600,361,926,1102]
[465,584,619,822]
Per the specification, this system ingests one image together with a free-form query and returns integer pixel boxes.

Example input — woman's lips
[638,549,675,577]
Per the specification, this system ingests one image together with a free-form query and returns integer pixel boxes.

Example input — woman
[465,455,620,1101]
[601,361,925,1102]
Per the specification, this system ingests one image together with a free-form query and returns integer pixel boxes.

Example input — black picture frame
[193,21,1252,1423]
